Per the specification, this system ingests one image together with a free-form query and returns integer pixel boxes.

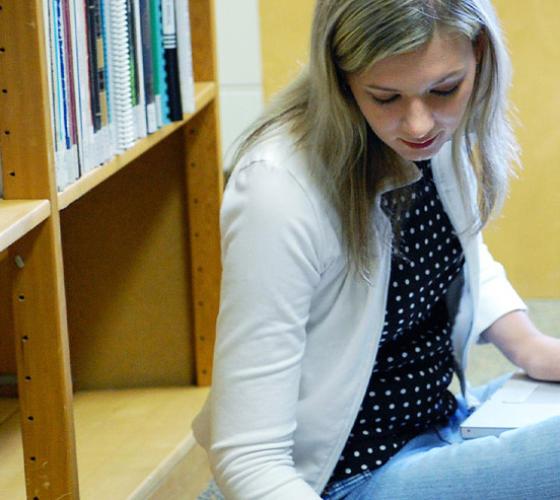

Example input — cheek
[359,104,399,135]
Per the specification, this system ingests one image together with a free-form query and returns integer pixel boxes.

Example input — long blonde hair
[231,0,519,273]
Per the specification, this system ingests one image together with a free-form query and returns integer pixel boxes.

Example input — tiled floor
[456,299,560,389]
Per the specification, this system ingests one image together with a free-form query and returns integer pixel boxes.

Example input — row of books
[43,0,196,191]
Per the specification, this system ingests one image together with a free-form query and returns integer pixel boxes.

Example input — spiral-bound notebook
[108,0,136,150]
[460,373,560,439]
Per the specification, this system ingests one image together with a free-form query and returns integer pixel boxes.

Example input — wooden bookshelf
[0,0,221,497]
[0,200,51,253]
[1,387,211,500]
[58,82,217,211]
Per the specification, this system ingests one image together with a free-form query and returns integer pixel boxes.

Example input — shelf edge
[58,81,217,211]
[0,200,51,253]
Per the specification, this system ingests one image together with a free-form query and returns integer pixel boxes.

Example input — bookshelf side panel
[0,0,57,200]
[10,220,79,499]
[184,101,222,386]
[189,0,217,82]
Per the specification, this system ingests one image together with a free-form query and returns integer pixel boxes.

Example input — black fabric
[329,161,465,485]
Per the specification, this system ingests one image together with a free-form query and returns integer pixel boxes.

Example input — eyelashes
[371,83,462,105]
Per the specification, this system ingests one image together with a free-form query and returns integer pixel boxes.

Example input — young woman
[194,1,560,498]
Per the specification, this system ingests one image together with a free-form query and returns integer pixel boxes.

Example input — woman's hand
[481,310,560,382]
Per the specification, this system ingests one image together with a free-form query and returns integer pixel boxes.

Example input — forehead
[356,31,475,88]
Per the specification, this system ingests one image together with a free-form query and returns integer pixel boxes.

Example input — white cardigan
[192,133,526,499]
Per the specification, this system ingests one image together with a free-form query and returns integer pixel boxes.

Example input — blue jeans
[200,374,560,499]
[323,373,560,499]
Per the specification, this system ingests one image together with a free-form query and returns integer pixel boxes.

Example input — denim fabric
[199,374,560,500]
[323,373,560,500]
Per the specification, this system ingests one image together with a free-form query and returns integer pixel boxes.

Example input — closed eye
[431,83,461,97]
[371,81,463,105]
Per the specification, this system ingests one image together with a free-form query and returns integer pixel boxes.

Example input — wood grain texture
[10,220,79,499]
[0,403,26,500]
[0,200,51,253]
[190,0,217,82]
[1,1,79,498]
[0,255,16,380]
[0,0,58,201]
[62,133,196,390]
[184,102,223,386]
[1,388,209,500]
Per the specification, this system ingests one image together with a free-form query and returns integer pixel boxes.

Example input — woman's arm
[481,310,560,381]
[208,160,324,499]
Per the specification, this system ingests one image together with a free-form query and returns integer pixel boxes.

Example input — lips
[401,135,438,149]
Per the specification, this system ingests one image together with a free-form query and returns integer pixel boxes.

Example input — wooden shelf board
[0,386,209,500]
[0,200,51,253]
[0,399,25,500]
[58,81,217,210]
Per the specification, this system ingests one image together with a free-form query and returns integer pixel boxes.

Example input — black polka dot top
[328,160,465,486]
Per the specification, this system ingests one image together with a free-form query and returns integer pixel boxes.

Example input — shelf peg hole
[25,376,32,381]
[18,294,25,301]
[28,416,34,421]
[9,171,16,177]
[2,89,7,94]
[30,456,36,462]
[0,47,5,52]
[22,335,29,342]
[4,130,10,135]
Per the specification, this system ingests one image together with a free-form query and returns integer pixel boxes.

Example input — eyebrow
[364,70,465,92]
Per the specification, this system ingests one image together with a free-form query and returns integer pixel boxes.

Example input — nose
[401,98,435,140]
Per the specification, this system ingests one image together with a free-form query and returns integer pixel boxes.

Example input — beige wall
[259,0,560,298]
[259,0,314,100]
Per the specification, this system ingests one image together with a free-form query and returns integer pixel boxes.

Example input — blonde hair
[231,0,519,274]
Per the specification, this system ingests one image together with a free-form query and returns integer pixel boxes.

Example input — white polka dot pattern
[329,161,464,485]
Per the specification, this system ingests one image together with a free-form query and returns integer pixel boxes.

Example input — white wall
[215,0,264,166]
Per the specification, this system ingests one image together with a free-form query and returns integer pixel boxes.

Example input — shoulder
[225,129,330,224]
[222,130,341,269]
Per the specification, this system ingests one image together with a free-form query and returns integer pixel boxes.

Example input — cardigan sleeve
[206,160,324,499]
[474,237,527,341]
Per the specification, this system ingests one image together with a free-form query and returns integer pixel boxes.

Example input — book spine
[139,0,157,133]
[150,0,170,126]
[161,0,182,121]
[109,0,136,150]
[86,0,102,132]
[129,0,148,138]
[175,0,195,114]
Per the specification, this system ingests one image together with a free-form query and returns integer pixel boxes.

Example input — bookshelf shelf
[58,81,217,211]
[0,200,51,253]
[0,387,210,500]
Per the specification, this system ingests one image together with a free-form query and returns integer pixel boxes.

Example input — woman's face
[347,30,479,162]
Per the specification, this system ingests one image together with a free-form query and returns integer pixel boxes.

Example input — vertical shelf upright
[0,0,79,498]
